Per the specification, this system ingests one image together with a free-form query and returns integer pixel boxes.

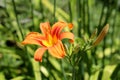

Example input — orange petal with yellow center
[34,48,47,62]
[40,22,51,35]
[22,32,45,46]
[59,32,74,43]
[48,40,66,58]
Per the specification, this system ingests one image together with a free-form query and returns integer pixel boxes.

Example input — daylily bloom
[22,21,74,62]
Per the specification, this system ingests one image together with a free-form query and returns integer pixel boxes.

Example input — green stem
[98,1,105,33]
[40,0,45,21]
[67,55,76,80]
[11,1,39,79]
[111,5,117,54]
[75,44,87,65]
[72,65,76,80]
[31,59,42,80]
[86,0,90,35]
[82,0,86,32]
[68,0,72,22]
[61,59,67,80]
[76,0,81,37]
[12,0,24,40]
[53,0,56,22]
[111,63,120,79]
[4,0,9,17]
[29,0,34,31]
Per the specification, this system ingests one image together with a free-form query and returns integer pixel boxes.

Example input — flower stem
[29,0,34,31]
[12,0,37,79]
[68,0,72,22]
[61,59,67,80]
[12,0,24,41]
[72,65,76,80]
[31,59,42,80]
[66,56,76,80]
[53,0,56,22]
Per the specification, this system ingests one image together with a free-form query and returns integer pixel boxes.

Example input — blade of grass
[40,0,45,21]
[29,0,35,31]
[12,0,24,41]
[31,59,42,80]
[0,72,6,80]
[68,0,72,22]
[98,1,106,33]
[61,59,67,80]
[86,0,90,35]
[76,0,81,37]
[53,0,56,22]
[110,5,117,53]
[11,1,40,79]
[41,0,69,21]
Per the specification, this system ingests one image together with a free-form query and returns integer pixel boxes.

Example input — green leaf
[51,70,61,80]
[48,57,61,72]
[0,72,6,80]
[40,66,49,77]
[110,54,120,65]
[102,65,117,80]
[11,76,25,80]
[90,70,100,80]
[41,0,69,21]
[31,59,42,80]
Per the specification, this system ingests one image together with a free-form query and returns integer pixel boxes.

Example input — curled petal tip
[61,54,65,58]
[68,23,73,30]
[21,41,27,45]
[34,58,42,62]
[69,39,74,43]
[60,32,74,42]
[21,42,25,45]
[34,54,42,62]
[34,48,47,62]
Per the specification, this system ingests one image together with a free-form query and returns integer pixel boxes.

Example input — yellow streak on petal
[42,34,58,47]
[48,40,65,58]
[42,40,51,47]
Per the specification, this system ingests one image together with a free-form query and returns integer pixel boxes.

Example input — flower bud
[92,24,109,46]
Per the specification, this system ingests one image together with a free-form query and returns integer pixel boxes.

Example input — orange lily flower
[22,21,74,62]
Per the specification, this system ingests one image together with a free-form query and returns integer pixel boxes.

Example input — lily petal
[68,23,73,30]
[59,32,74,43]
[51,21,67,36]
[40,22,51,35]
[34,48,47,62]
[22,32,45,46]
[48,40,65,58]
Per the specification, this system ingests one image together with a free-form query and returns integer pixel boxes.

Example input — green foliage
[0,0,120,80]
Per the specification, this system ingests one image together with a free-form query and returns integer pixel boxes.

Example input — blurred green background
[0,0,120,80]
